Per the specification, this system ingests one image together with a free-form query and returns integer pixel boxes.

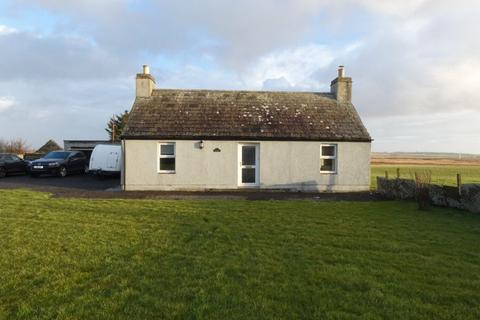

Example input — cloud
[262,77,294,91]
[355,0,428,16]
[0,29,130,81]
[349,2,480,118]
[158,64,242,90]
[431,60,480,107]
[246,44,336,90]
[0,96,15,112]
[0,78,132,146]
[0,25,17,35]
[14,0,329,67]
[0,0,479,152]
[365,110,480,153]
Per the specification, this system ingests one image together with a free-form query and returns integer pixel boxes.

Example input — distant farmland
[372,152,480,166]
[371,152,480,189]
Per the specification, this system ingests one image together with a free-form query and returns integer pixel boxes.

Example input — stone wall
[461,184,480,213]
[377,177,480,213]
[377,178,416,200]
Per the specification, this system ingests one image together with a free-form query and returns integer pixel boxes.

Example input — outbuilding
[63,140,111,159]
[121,65,371,191]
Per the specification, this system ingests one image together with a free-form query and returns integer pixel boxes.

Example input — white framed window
[158,142,176,173]
[320,144,337,173]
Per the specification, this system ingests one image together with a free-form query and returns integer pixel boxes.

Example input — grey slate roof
[122,89,371,142]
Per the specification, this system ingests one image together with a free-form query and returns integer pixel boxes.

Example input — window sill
[158,171,176,174]
[320,171,337,175]
[238,184,260,188]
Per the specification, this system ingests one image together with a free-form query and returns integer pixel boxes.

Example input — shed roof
[36,139,62,153]
[122,89,371,142]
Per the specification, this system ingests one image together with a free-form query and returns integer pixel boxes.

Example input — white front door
[238,144,260,187]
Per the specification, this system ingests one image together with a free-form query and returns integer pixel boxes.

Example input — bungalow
[121,65,371,191]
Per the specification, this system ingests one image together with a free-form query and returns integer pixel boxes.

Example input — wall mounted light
[199,140,204,149]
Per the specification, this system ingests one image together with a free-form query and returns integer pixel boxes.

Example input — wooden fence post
[396,168,400,179]
[385,171,389,179]
[457,173,462,196]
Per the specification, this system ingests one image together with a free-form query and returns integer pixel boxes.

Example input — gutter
[121,136,373,142]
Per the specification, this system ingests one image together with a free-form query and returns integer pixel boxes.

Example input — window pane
[321,159,335,172]
[242,146,256,165]
[160,158,175,171]
[322,145,335,156]
[242,168,256,183]
[160,144,175,156]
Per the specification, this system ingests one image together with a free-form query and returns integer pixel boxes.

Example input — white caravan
[88,144,122,176]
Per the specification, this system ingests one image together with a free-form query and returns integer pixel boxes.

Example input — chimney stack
[136,64,155,98]
[330,65,352,103]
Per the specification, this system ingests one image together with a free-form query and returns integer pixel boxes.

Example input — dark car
[30,151,88,177]
[0,153,28,178]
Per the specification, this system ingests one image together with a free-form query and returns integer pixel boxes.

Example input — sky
[0,0,479,153]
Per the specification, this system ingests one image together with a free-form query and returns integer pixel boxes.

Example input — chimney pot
[143,65,150,75]
[338,65,345,78]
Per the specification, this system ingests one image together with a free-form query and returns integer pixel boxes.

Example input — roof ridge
[152,88,334,95]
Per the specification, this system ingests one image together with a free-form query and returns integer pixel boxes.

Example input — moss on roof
[122,89,371,142]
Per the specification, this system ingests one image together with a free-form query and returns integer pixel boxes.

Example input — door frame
[237,143,260,187]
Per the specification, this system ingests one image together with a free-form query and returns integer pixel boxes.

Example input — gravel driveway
[0,174,120,192]
[0,173,380,201]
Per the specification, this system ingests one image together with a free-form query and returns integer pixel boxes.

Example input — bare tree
[0,138,32,154]
[415,170,432,210]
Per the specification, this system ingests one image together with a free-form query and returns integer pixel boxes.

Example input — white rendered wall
[123,140,370,192]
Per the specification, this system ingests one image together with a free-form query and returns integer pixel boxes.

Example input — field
[371,162,480,189]
[1,189,480,319]
[371,164,480,188]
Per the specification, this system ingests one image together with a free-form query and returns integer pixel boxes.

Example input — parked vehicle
[88,144,122,176]
[0,153,28,177]
[30,151,88,177]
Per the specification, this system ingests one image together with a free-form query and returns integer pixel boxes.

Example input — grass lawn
[1,189,480,319]
[371,164,480,189]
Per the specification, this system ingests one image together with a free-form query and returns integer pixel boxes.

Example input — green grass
[1,189,480,319]
[371,164,480,189]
